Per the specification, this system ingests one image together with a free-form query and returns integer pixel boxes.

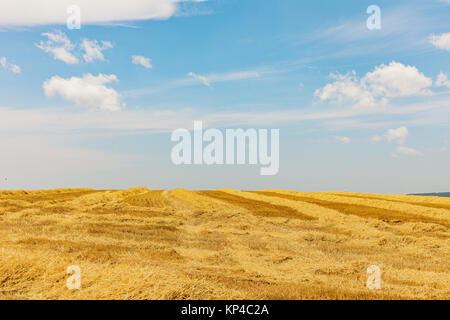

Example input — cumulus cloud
[10,64,21,74]
[132,55,152,69]
[0,56,21,74]
[364,62,433,98]
[429,33,450,51]
[372,126,423,157]
[36,31,113,64]
[0,0,207,26]
[315,61,433,109]
[315,72,379,109]
[35,31,79,64]
[386,126,408,144]
[436,71,450,88]
[81,39,113,63]
[334,136,350,144]
[43,74,124,111]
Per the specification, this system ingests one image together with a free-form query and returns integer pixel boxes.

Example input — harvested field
[0,188,448,299]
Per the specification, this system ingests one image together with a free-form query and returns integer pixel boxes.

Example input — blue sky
[0,0,449,193]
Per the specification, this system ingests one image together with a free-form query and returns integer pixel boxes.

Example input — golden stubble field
[0,188,448,300]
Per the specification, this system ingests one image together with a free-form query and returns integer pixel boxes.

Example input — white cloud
[364,62,433,98]
[385,126,408,144]
[334,136,350,144]
[187,70,263,87]
[132,55,152,69]
[315,72,379,109]
[314,5,427,45]
[43,74,124,111]
[436,71,450,88]
[81,40,113,63]
[10,64,21,74]
[429,33,450,51]
[396,146,423,156]
[0,0,207,26]
[126,68,273,97]
[1,97,450,136]
[188,72,211,86]
[315,61,433,109]
[0,56,21,74]
[35,31,79,64]
[208,71,262,82]
[371,135,383,143]
[372,126,423,157]
[36,31,113,64]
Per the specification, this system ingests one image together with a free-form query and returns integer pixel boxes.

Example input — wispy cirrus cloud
[125,69,270,97]
[3,96,450,135]
[299,3,450,63]
[188,72,211,86]
[309,5,431,45]
[396,146,423,156]
[187,70,263,87]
